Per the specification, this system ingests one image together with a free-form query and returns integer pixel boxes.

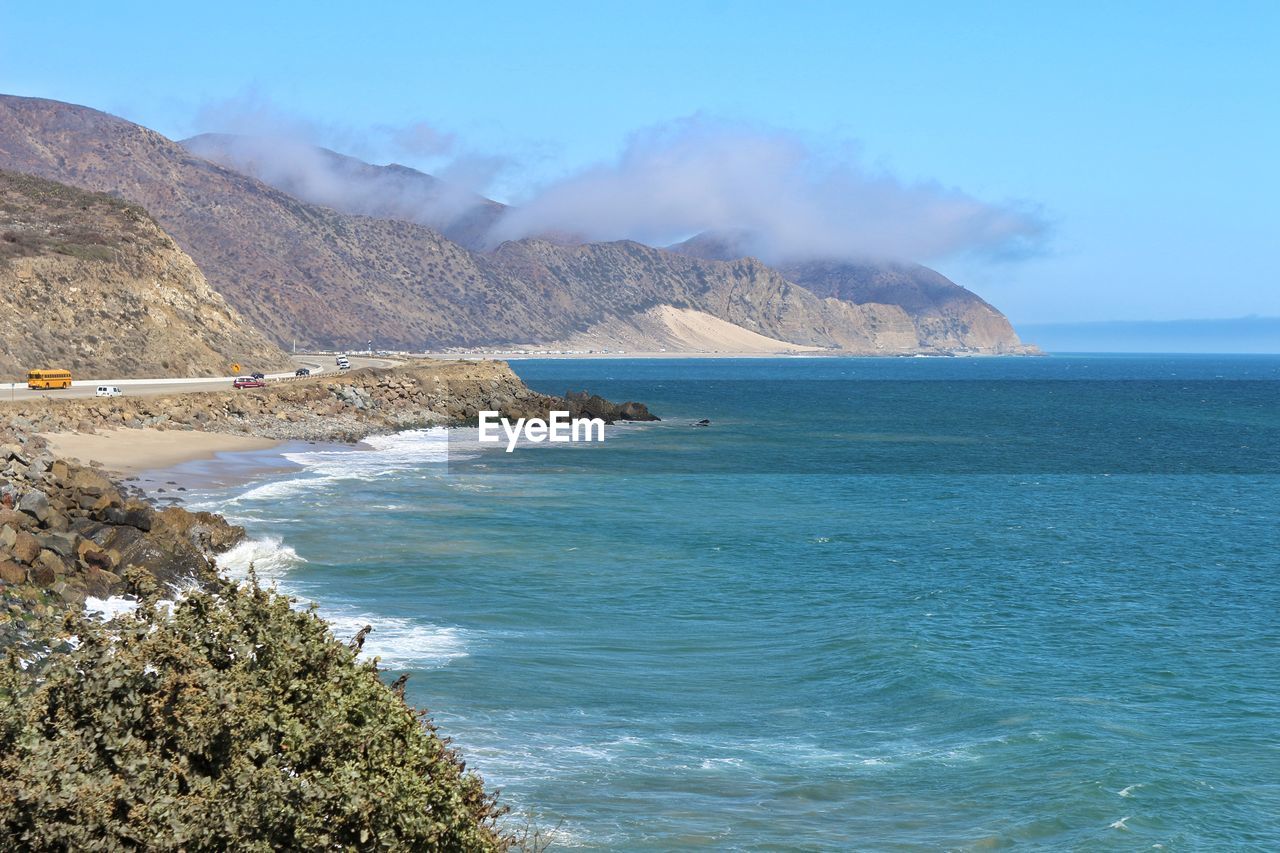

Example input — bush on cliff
[0,574,508,851]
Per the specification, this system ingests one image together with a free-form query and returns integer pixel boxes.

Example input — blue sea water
[194,355,1280,850]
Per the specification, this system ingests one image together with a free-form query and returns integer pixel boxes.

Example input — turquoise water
[197,355,1280,849]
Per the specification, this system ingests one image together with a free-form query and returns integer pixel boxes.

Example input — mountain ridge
[0,94,1034,355]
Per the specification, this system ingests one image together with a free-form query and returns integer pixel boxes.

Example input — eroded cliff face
[0,170,289,380]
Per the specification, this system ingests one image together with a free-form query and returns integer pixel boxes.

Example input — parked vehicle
[295,367,311,377]
[26,369,72,390]
[95,386,122,397]
[232,377,266,389]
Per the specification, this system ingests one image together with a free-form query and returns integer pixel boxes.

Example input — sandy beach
[40,428,280,476]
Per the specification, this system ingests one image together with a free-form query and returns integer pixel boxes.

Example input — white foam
[214,536,468,670]
[215,429,454,508]
[84,595,140,620]
[216,535,307,581]
[231,475,336,503]
[323,611,470,669]
[284,428,451,480]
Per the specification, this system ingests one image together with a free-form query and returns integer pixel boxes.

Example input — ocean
[189,355,1280,849]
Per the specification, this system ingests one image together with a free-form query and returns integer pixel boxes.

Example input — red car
[232,377,266,389]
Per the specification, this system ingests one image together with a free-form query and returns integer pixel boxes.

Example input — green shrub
[0,575,508,851]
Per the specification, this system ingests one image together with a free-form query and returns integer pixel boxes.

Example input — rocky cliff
[0,95,1032,354]
[0,170,290,380]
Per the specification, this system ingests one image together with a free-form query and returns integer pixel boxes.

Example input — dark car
[232,377,266,389]
[295,367,311,377]
[251,372,266,380]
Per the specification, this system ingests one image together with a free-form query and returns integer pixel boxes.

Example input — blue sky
[2,0,1277,326]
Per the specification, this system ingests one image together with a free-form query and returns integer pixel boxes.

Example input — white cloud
[491,116,1046,263]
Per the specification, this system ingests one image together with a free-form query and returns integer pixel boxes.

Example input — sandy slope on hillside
[542,305,827,354]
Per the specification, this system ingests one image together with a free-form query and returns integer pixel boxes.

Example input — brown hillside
[0,169,289,381]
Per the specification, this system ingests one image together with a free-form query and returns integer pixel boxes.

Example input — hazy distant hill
[0,94,1033,354]
[669,231,1031,354]
[182,133,505,251]
[0,170,288,379]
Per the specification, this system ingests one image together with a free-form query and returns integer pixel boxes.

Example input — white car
[96,386,122,397]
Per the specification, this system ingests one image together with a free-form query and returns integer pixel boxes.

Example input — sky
[2,0,1277,328]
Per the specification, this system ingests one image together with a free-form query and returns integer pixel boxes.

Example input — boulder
[11,530,40,564]
[78,539,116,571]
[37,531,78,559]
[0,508,28,530]
[84,567,122,598]
[103,501,154,531]
[17,489,50,522]
[69,466,114,497]
[0,559,26,585]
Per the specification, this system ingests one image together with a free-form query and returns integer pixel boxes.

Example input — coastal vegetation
[0,572,508,850]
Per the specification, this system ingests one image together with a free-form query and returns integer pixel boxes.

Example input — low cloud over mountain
[492,116,1048,264]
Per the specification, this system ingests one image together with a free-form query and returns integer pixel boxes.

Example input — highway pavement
[1,355,400,403]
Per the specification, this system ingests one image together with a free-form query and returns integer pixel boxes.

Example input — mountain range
[0,94,1036,356]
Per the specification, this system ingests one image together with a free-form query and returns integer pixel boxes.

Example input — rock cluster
[0,438,242,613]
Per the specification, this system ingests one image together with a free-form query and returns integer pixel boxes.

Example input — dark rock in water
[563,391,660,423]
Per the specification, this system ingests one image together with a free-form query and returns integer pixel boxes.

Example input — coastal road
[0,355,401,403]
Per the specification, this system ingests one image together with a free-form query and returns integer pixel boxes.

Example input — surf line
[477,410,607,453]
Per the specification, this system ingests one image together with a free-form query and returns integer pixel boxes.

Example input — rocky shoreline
[0,359,656,618]
[2,359,656,444]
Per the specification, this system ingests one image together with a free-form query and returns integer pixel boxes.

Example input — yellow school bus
[27,369,73,390]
